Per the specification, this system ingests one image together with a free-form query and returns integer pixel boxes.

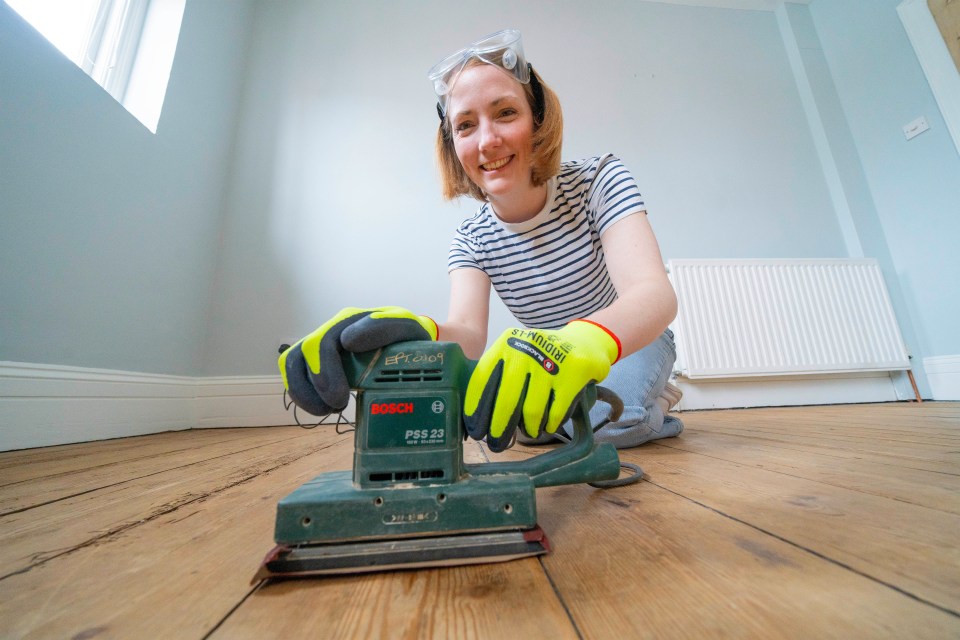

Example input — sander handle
[466,387,622,488]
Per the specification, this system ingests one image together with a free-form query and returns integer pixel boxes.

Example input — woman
[279,29,682,452]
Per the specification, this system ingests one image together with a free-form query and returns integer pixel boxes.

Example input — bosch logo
[370,402,414,415]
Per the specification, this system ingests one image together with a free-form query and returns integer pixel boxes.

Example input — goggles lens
[427,29,530,113]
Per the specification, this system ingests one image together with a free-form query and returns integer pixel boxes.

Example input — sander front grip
[467,392,622,487]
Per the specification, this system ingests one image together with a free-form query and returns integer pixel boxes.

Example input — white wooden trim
[194,376,356,429]
[674,371,900,410]
[3,359,919,449]
[923,354,960,400]
[898,0,960,157]
[0,362,353,452]
[0,361,195,451]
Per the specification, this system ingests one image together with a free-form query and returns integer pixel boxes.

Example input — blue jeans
[560,329,683,448]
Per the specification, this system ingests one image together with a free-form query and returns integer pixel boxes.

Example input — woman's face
[445,63,535,203]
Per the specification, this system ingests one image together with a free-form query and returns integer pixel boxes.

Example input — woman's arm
[586,212,678,357]
[440,267,492,360]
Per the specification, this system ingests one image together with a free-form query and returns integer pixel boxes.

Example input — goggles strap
[528,64,545,125]
[437,102,451,141]
[436,64,545,138]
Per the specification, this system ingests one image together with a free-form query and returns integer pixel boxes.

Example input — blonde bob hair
[435,63,563,202]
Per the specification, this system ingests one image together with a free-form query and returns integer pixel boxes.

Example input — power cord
[548,426,644,489]
[538,386,644,488]
[281,388,356,434]
[278,343,356,434]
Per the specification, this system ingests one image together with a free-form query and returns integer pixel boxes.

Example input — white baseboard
[194,376,356,429]
[194,376,299,429]
[923,355,960,401]
[5,358,939,450]
[674,371,901,411]
[0,361,353,452]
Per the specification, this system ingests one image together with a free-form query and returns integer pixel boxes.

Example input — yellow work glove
[279,306,438,416]
[464,320,621,452]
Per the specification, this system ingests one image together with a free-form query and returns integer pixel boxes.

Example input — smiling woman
[279,29,686,454]
[5,0,185,132]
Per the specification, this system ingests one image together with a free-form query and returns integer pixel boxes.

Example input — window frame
[80,0,151,104]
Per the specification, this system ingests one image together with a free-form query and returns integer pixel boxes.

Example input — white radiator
[667,259,910,379]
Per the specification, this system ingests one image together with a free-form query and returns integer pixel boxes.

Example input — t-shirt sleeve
[447,229,482,273]
[587,154,647,236]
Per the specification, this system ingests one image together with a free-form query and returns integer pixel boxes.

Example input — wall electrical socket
[903,116,929,140]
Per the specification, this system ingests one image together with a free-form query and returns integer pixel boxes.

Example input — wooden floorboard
[0,429,232,484]
[534,481,957,638]
[637,448,959,614]
[213,560,579,639]
[0,403,957,638]
[0,430,353,638]
[0,430,311,515]
[664,429,959,513]
[0,433,330,579]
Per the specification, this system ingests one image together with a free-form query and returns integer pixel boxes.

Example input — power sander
[254,340,636,580]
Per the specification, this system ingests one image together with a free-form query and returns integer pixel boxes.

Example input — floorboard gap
[0,434,335,519]
[645,478,960,620]
[0,440,341,581]
[539,555,584,640]
[201,582,262,639]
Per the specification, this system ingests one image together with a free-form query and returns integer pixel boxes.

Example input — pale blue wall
[4,0,955,389]
[809,0,960,360]
[201,0,847,375]
[0,1,253,375]
[776,2,927,398]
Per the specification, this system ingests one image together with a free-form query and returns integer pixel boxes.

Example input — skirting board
[923,355,960,401]
[0,361,355,452]
[5,358,943,450]
[673,371,903,411]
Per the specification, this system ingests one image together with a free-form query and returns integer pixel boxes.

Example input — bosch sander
[254,340,634,580]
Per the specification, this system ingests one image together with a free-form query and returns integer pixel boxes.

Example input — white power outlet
[903,116,930,140]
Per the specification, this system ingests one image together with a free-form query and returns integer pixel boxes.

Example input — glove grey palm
[280,307,438,416]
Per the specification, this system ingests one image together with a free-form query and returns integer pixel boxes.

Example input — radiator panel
[668,259,910,379]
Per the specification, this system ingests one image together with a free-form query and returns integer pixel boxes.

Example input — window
[6,0,186,133]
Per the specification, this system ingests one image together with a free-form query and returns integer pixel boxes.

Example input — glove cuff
[568,319,622,364]
[419,315,440,341]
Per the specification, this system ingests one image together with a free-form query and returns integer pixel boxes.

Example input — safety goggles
[427,29,530,116]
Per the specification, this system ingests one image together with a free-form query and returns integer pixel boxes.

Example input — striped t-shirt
[447,154,646,329]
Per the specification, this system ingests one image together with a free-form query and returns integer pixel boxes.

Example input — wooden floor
[0,402,958,639]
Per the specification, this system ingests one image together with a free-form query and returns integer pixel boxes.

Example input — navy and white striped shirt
[448,154,646,329]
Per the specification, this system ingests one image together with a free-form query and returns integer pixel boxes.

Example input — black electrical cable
[588,462,644,488]
[278,342,355,433]
[533,386,644,488]
[281,388,355,433]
